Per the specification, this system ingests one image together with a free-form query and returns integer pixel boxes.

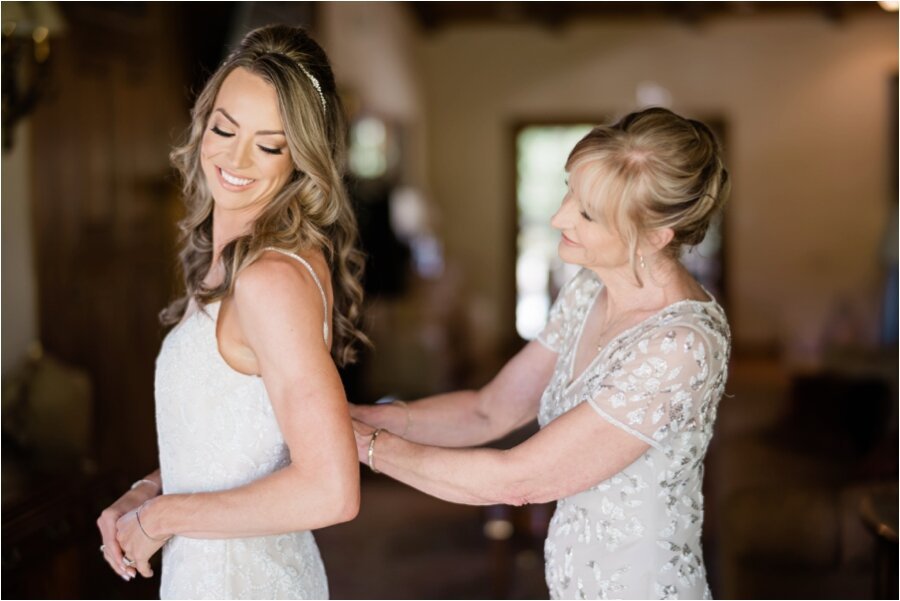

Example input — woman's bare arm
[137,256,359,539]
[351,340,558,447]
[353,399,649,507]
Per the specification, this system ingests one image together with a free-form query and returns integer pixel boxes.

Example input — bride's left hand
[351,419,376,464]
[115,502,167,578]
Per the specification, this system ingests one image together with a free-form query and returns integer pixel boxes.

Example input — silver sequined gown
[154,249,331,599]
[537,269,731,600]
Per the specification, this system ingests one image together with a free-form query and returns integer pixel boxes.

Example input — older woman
[95,25,367,599]
[351,107,731,600]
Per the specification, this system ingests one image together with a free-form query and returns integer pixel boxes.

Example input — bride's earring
[639,253,647,269]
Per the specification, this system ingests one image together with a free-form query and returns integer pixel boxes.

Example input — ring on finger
[123,556,136,567]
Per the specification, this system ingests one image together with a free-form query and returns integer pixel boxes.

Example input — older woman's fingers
[351,419,374,435]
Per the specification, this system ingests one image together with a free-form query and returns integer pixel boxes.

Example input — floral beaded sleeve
[536,269,593,354]
[580,324,713,451]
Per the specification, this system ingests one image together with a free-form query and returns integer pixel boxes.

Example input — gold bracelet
[391,400,411,437]
[367,428,384,474]
[136,503,170,543]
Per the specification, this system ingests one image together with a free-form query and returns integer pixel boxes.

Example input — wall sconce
[1,2,65,151]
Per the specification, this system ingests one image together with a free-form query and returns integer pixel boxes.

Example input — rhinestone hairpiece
[224,50,328,112]
[297,64,327,112]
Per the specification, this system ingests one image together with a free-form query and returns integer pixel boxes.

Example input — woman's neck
[590,257,694,321]
[210,204,259,264]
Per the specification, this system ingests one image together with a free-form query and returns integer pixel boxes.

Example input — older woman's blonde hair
[567,107,730,286]
[161,24,369,366]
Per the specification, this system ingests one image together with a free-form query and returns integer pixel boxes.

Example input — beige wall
[419,14,897,363]
[319,2,428,188]
[5,10,893,387]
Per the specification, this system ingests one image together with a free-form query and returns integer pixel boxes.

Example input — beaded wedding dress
[537,269,731,600]
[154,249,331,599]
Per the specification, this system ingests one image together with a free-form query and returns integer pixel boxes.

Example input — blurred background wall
[417,13,896,363]
[2,2,897,599]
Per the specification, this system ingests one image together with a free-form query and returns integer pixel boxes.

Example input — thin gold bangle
[391,400,411,437]
[136,503,170,543]
[367,428,384,474]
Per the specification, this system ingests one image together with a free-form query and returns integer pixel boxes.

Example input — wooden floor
[316,476,549,599]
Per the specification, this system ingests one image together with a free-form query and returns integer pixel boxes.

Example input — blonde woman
[352,108,731,600]
[95,25,367,599]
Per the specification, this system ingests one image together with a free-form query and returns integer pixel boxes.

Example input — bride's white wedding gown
[154,249,331,599]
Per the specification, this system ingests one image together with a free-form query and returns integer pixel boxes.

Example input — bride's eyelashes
[210,125,283,155]
[210,125,235,137]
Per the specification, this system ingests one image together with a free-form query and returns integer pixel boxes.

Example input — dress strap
[262,247,329,344]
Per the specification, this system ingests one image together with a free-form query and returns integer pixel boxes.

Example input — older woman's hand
[351,419,377,464]
[347,403,369,423]
[349,401,410,436]
[115,500,168,579]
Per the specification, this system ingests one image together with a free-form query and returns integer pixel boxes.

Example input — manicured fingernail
[121,574,130,581]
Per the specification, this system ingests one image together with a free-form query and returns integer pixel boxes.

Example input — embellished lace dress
[537,268,730,600]
[154,249,331,600]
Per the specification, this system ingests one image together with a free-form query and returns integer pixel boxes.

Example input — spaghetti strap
[262,247,329,344]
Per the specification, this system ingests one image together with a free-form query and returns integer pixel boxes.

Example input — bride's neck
[211,205,257,264]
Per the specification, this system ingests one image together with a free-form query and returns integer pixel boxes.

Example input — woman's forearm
[140,462,359,540]
[355,342,552,447]
[404,390,500,446]
[357,401,645,509]
[134,469,162,494]
[359,390,531,448]
[368,430,537,507]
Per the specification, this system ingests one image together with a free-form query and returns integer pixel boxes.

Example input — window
[515,124,593,339]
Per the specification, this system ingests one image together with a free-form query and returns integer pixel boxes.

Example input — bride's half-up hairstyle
[162,24,369,366]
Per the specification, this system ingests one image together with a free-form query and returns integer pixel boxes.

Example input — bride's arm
[130,257,359,541]
[350,340,557,447]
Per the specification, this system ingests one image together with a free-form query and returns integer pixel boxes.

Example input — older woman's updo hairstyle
[566,107,730,285]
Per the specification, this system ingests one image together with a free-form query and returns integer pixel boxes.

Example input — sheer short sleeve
[583,324,712,451]
[537,270,593,353]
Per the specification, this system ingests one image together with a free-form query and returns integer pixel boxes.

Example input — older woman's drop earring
[639,253,646,269]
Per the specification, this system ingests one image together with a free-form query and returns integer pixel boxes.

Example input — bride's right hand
[97,482,160,580]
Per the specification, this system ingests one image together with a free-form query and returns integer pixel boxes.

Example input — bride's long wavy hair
[161,25,369,366]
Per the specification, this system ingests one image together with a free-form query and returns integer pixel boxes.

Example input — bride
[95,25,367,599]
